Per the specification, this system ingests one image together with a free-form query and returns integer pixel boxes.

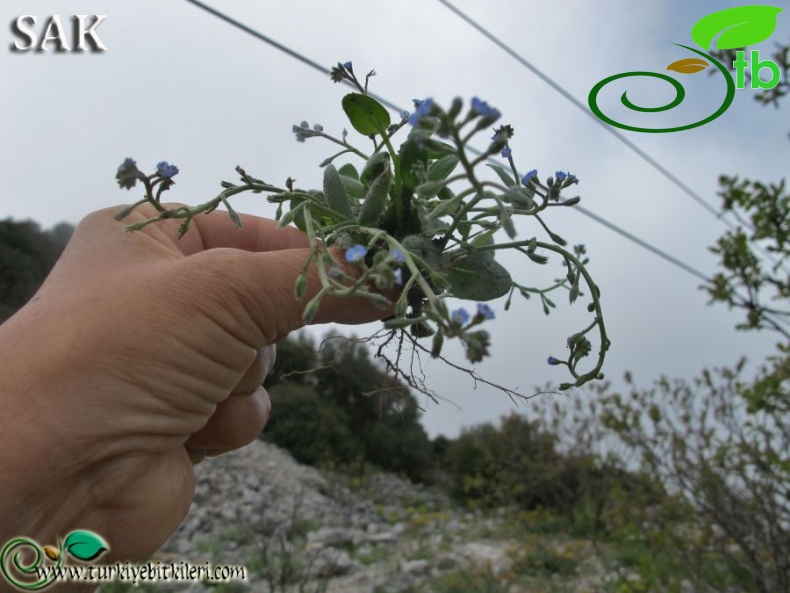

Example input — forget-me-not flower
[345,244,367,263]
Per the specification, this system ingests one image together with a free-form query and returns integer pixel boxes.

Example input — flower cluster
[116,158,179,191]
[156,161,179,179]
[343,244,404,289]
[112,61,609,395]
[408,99,434,126]
[292,121,325,143]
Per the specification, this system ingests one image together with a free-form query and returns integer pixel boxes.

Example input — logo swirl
[1,538,58,590]
[588,45,735,134]
[588,5,783,133]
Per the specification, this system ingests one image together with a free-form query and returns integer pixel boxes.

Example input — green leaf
[437,186,455,201]
[342,93,391,136]
[221,197,242,229]
[548,230,567,246]
[470,230,496,252]
[528,251,549,264]
[323,165,354,220]
[399,138,428,191]
[337,163,359,180]
[427,155,460,183]
[443,251,512,301]
[402,235,442,271]
[504,189,535,209]
[499,204,517,239]
[64,530,109,562]
[421,138,456,159]
[282,200,308,231]
[340,174,366,199]
[358,167,391,227]
[360,152,391,186]
[177,218,191,240]
[691,5,783,51]
[427,195,463,221]
[487,164,516,187]
[113,200,144,222]
[415,180,445,199]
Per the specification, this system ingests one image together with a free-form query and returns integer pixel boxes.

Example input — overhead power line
[181,0,790,334]
[436,0,788,276]
[181,0,404,113]
[179,0,718,284]
[436,0,731,225]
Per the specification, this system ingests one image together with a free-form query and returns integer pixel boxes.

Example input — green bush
[264,383,361,466]
[0,219,73,323]
[263,334,435,483]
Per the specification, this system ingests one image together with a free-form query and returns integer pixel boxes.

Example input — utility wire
[182,0,790,333]
[437,0,788,276]
[574,205,709,282]
[436,0,732,225]
[181,0,404,114]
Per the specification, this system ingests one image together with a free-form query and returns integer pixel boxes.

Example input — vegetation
[5,51,790,587]
[0,219,72,323]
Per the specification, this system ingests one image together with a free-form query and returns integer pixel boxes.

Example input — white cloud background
[2,0,787,437]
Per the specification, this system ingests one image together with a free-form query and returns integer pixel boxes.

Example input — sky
[2,1,788,438]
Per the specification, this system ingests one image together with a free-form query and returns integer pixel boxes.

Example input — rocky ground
[96,441,635,593]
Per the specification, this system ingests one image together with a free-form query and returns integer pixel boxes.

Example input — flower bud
[302,294,323,323]
[295,273,308,300]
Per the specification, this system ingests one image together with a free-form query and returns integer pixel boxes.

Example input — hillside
[99,439,614,593]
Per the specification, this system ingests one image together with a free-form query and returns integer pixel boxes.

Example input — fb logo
[589,5,783,133]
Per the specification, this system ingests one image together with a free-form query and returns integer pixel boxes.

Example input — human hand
[0,204,390,586]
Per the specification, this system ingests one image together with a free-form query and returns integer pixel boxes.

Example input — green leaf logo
[63,530,109,562]
[691,5,783,51]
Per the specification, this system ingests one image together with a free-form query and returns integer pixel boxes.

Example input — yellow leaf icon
[667,58,709,74]
[43,545,60,561]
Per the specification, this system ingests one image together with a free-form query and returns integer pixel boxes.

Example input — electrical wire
[181,0,790,333]
[181,0,404,113]
[436,0,788,275]
[436,0,732,225]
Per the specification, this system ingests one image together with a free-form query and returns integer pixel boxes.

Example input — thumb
[175,246,395,345]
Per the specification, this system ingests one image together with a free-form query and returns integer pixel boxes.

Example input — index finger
[191,210,312,253]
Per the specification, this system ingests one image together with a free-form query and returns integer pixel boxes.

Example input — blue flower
[156,161,179,179]
[501,147,512,159]
[343,61,353,70]
[470,97,500,121]
[394,268,403,285]
[408,98,433,126]
[116,158,139,189]
[451,308,470,325]
[555,171,567,182]
[521,169,538,185]
[476,303,495,320]
[345,244,367,263]
[391,249,405,263]
[471,97,488,114]
[547,356,562,365]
